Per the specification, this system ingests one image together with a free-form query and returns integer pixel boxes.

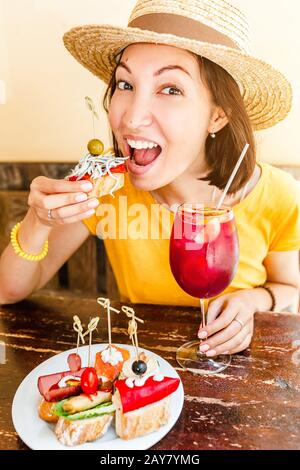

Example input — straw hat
[63,0,292,130]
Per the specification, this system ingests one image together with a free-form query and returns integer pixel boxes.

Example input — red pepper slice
[109,164,127,174]
[68,174,91,182]
[114,376,180,413]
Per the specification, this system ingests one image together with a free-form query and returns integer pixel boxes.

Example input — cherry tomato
[80,367,99,394]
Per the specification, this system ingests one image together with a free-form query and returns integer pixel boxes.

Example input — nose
[123,94,153,129]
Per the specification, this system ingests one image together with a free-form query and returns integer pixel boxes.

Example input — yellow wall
[0,0,299,165]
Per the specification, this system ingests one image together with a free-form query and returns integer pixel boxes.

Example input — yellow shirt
[83,162,300,306]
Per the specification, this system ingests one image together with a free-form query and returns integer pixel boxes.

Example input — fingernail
[85,209,95,217]
[75,193,88,202]
[198,331,208,339]
[88,199,99,208]
[206,350,216,357]
[199,344,210,353]
[81,182,93,191]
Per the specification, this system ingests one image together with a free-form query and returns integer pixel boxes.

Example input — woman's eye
[116,80,132,91]
[161,86,182,96]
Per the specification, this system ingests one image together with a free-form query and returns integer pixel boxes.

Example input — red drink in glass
[169,203,239,374]
[170,207,239,299]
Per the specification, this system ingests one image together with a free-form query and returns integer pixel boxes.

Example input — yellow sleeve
[269,182,300,252]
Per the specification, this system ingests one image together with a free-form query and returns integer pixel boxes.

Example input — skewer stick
[83,317,99,367]
[73,315,85,354]
[122,306,144,360]
[97,297,120,354]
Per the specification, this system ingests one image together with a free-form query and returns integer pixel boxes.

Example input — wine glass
[169,201,239,374]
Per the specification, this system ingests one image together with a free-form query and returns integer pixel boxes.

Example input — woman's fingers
[27,176,98,226]
[204,326,251,357]
[34,206,97,226]
[198,303,239,339]
[55,208,98,225]
[206,298,225,325]
[228,333,252,355]
[34,198,99,223]
[199,320,244,352]
[30,176,93,194]
[29,190,89,211]
[50,198,99,220]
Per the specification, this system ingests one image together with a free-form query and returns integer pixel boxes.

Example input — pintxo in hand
[67,145,128,199]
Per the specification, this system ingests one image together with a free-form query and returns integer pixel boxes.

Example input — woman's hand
[28,176,99,227]
[197,290,256,356]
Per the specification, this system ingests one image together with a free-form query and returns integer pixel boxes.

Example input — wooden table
[0,293,299,450]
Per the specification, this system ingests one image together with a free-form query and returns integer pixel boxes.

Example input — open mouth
[129,146,162,166]
[124,138,162,169]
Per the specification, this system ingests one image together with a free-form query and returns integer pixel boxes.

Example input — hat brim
[63,24,292,130]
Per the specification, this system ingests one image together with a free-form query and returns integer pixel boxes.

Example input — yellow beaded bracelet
[10,222,49,262]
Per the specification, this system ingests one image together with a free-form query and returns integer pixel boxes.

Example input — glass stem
[200,298,206,329]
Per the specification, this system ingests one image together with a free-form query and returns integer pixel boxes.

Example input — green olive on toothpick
[87,139,104,156]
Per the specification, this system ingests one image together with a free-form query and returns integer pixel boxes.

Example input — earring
[210,132,216,139]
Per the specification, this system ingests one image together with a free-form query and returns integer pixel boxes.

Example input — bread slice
[113,390,170,440]
[38,399,59,424]
[89,173,124,198]
[55,414,113,446]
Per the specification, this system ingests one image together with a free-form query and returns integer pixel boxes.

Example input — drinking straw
[216,143,250,209]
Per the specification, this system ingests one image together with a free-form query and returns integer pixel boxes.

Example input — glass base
[176,340,231,375]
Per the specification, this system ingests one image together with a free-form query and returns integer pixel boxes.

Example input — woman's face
[108,43,215,191]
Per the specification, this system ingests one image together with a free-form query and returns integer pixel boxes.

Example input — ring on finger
[233,318,245,330]
[47,209,54,220]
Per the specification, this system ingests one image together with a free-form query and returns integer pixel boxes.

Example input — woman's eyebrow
[116,61,192,78]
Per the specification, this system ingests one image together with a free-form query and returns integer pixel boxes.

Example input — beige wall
[0,0,299,165]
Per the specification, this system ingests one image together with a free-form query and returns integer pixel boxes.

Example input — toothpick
[73,315,85,354]
[83,317,99,367]
[97,297,120,354]
[122,306,144,360]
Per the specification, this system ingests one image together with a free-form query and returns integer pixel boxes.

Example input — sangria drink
[169,203,239,374]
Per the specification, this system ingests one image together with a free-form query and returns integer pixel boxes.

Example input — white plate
[12,344,184,450]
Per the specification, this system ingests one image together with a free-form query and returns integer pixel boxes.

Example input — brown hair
[103,53,256,194]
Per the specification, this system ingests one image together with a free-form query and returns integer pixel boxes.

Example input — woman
[0,0,299,358]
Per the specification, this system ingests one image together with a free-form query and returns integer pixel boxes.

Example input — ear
[208,106,229,134]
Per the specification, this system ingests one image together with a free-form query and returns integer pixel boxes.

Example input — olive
[132,360,147,376]
[87,139,104,156]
